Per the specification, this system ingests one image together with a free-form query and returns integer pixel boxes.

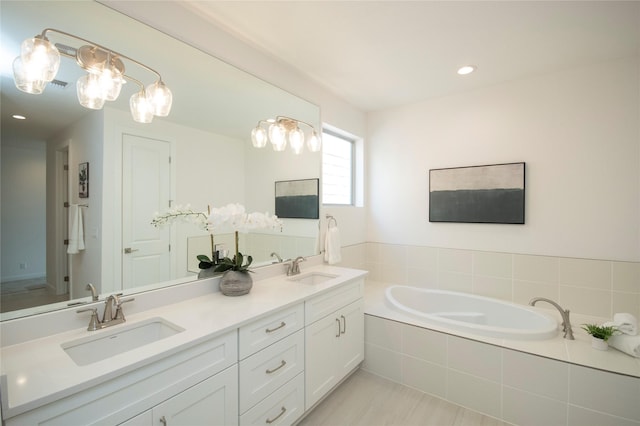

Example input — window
[322,128,354,205]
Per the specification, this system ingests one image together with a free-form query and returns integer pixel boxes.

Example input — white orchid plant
[152,203,283,272]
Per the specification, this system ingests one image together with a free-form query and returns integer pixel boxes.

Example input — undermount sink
[289,272,338,285]
[61,317,184,366]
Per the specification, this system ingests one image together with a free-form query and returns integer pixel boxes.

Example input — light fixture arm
[39,28,164,83]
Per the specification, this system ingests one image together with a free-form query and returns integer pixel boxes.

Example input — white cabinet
[305,280,364,409]
[120,365,238,426]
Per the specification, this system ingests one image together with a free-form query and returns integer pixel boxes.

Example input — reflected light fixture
[12,28,172,123]
[251,116,321,154]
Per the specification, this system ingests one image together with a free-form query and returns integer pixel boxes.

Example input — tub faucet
[529,297,574,340]
[271,252,283,263]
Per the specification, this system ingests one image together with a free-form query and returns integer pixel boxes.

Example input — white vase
[591,336,609,351]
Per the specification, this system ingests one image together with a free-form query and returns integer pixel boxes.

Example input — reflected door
[122,134,171,289]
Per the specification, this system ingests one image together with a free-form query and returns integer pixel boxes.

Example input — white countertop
[364,280,640,378]
[0,265,367,419]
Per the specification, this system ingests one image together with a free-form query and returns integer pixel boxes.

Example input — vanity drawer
[239,329,304,414]
[239,303,304,360]
[305,279,363,325]
[239,372,304,426]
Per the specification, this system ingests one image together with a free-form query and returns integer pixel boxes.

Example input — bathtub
[385,285,558,340]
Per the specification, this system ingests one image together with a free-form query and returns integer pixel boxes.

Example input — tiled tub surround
[363,282,640,426]
[361,243,640,322]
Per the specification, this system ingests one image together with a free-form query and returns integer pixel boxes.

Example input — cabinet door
[305,312,341,409]
[153,365,238,426]
[337,299,364,377]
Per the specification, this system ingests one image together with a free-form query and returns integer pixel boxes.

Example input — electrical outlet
[19,262,27,270]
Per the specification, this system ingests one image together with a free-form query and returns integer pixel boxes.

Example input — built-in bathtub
[385,285,558,340]
[364,283,640,426]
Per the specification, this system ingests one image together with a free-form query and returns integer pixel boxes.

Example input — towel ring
[326,214,338,228]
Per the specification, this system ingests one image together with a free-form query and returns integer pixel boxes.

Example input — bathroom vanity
[0,265,367,425]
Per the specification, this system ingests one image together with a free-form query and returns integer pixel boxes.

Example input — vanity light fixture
[457,65,477,75]
[12,28,172,123]
[251,116,321,154]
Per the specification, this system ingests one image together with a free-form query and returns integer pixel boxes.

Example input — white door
[122,134,171,289]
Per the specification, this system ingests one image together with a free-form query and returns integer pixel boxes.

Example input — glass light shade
[130,91,154,123]
[269,123,287,151]
[289,127,305,154]
[146,81,173,116]
[12,56,47,94]
[307,131,322,152]
[20,37,60,82]
[77,73,105,110]
[98,66,124,101]
[251,126,268,148]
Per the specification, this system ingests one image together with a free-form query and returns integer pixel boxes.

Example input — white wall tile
[447,336,502,382]
[407,267,438,288]
[502,349,568,401]
[569,365,640,421]
[401,324,447,365]
[362,343,402,383]
[401,355,447,398]
[559,258,611,290]
[446,369,501,419]
[514,254,559,284]
[612,291,640,320]
[513,279,559,306]
[559,286,612,318]
[568,405,640,426]
[473,251,512,278]
[364,315,402,351]
[613,262,640,293]
[438,271,473,293]
[473,275,512,301]
[502,386,568,426]
[438,248,473,273]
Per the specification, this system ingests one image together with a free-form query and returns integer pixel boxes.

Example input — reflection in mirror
[0,1,321,320]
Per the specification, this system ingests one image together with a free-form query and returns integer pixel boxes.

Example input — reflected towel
[608,334,640,358]
[603,313,638,336]
[324,226,341,265]
[67,204,85,254]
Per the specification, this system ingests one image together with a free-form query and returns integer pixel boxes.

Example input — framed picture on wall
[429,162,525,224]
[275,178,319,219]
[79,162,89,198]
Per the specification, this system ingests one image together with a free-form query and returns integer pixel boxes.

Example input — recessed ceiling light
[457,65,477,75]
[12,114,26,120]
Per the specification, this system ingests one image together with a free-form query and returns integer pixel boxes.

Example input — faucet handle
[77,307,101,331]
[114,297,135,321]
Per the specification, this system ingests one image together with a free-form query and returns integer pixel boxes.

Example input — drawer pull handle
[160,415,167,426]
[266,406,287,424]
[266,360,287,374]
[265,321,286,333]
[340,314,346,335]
[336,318,341,337]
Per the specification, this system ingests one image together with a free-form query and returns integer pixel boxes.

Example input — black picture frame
[79,162,89,198]
[429,162,525,224]
[275,178,320,219]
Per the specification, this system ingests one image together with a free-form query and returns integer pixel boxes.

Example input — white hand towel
[67,204,85,254]
[608,334,640,358]
[603,312,638,336]
[324,226,341,265]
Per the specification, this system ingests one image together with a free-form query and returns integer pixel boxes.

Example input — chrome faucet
[287,256,306,276]
[85,283,99,301]
[77,294,135,331]
[271,252,283,263]
[529,297,574,340]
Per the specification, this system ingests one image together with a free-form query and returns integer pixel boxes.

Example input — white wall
[1,140,46,282]
[367,57,640,262]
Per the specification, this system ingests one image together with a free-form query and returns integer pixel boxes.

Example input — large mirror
[0,1,321,320]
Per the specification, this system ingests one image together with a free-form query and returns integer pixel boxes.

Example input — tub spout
[529,297,574,340]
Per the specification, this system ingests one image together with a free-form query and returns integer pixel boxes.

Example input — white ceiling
[184,1,640,112]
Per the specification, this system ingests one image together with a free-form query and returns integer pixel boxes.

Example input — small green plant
[213,252,253,273]
[581,323,618,341]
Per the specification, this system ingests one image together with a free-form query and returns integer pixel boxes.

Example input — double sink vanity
[0,264,367,425]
